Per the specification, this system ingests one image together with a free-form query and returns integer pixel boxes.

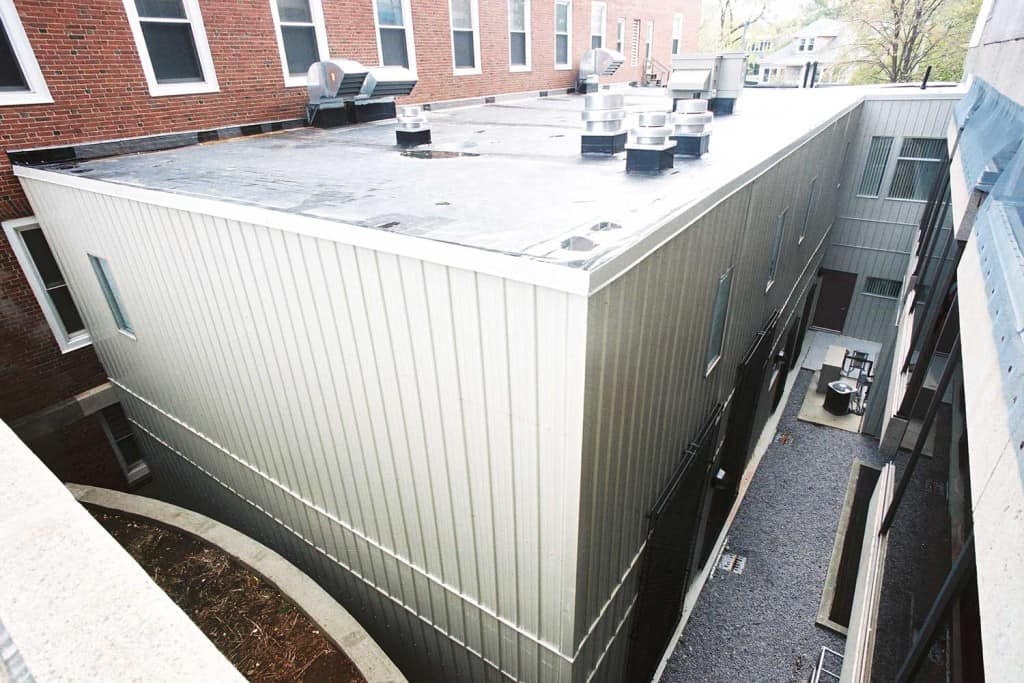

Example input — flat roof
[16,85,960,291]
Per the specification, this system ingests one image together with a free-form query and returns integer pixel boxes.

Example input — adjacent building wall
[19,176,590,683]
[824,95,959,346]
[572,110,855,681]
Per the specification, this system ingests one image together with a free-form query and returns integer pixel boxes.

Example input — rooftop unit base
[625,144,676,175]
[354,100,397,123]
[396,128,432,147]
[308,103,354,128]
[671,133,710,157]
[581,132,627,156]
[708,98,736,115]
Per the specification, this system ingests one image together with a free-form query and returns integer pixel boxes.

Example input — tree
[823,0,981,83]
[701,0,767,51]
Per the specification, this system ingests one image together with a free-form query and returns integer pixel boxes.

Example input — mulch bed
[90,508,366,683]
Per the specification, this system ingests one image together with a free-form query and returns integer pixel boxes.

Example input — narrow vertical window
[615,17,625,54]
[554,0,571,68]
[767,209,787,290]
[450,0,479,72]
[889,137,947,201]
[98,404,151,488]
[508,0,530,69]
[270,0,329,86]
[858,136,894,196]
[705,267,733,373]
[645,21,653,61]
[121,0,218,96]
[0,0,51,105]
[376,0,415,70]
[630,19,640,66]
[590,2,606,49]
[89,255,135,337]
[671,13,683,55]
[799,176,818,243]
[3,217,90,352]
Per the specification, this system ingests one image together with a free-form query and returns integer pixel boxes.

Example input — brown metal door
[812,269,858,332]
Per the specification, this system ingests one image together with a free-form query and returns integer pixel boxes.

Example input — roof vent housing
[577,48,626,93]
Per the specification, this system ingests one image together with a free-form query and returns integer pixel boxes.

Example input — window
[508,0,530,69]
[0,0,51,105]
[858,136,893,196]
[705,268,733,373]
[98,404,150,488]
[671,13,683,55]
[767,209,787,289]
[376,0,416,70]
[450,0,480,72]
[89,255,135,337]
[590,2,605,49]
[630,18,640,66]
[554,0,571,68]
[122,0,218,96]
[645,21,653,62]
[3,217,89,352]
[807,37,815,51]
[270,0,328,86]
[889,137,947,201]
[761,66,772,83]
[863,277,903,299]
[798,38,806,51]
[615,17,624,54]
[799,176,818,243]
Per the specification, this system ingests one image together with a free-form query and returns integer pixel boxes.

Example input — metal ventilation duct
[577,48,626,92]
[625,111,676,174]
[396,105,431,147]
[669,53,747,115]
[581,92,627,155]
[307,59,369,103]
[670,98,712,157]
[360,66,418,98]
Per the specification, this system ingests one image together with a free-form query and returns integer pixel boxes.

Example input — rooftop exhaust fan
[580,92,627,156]
[396,105,431,147]
[669,98,712,157]
[306,60,419,128]
[577,48,626,93]
[625,111,676,175]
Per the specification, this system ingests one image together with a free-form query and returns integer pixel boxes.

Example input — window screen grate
[888,137,947,201]
[863,277,902,298]
[858,136,893,196]
[630,19,640,66]
[705,268,732,371]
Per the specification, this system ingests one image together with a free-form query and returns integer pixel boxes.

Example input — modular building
[12,85,953,681]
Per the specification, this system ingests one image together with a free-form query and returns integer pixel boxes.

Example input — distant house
[744,35,776,81]
[759,18,859,86]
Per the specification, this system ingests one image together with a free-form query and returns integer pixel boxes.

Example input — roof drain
[670,98,712,158]
[581,93,627,156]
[625,112,676,175]
[396,105,431,147]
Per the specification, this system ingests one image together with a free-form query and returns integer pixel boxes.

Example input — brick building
[1,0,698,488]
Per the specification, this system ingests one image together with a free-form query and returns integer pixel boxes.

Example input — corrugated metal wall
[823,96,958,344]
[21,179,589,683]
[571,111,856,682]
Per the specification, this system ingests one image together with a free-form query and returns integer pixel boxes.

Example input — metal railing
[642,57,670,87]
[812,646,844,683]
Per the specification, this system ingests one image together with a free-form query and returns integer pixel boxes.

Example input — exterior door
[700,311,779,568]
[812,269,858,332]
[626,406,722,683]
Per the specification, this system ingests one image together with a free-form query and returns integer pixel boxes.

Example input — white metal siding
[22,178,588,683]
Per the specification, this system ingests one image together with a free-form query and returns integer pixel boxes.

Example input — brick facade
[1,0,697,476]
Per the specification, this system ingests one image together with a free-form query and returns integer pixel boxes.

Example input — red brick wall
[0,0,699,424]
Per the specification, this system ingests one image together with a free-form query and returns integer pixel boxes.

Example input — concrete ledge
[68,484,406,683]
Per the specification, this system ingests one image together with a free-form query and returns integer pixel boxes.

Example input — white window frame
[268,0,330,88]
[645,20,653,62]
[449,0,481,75]
[0,0,52,105]
[89,254,136,340]
[590,2,606,50]
[3,217,91,353]
[557,0,573,69]
[807,37,815,51]
[373,0,418,74]
[705,266,733,375]
[799,176,818,244]
[798,38,806,51]
[97,404,151,488]
[671,13,684,55]
[615,17,624,54]
[766,208,788,291]
[120,0,219,97]
[507,0,531,71]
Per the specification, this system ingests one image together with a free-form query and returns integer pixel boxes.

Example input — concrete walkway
[662,369,885,682]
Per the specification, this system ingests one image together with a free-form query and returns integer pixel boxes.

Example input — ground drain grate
[718,552,747,575]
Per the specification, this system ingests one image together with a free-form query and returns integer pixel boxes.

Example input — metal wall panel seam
[836,215,920,227]
[108,378,575,664]
[582,595,640,683]
[830,242,913,256]
[569,540,647,659]
[129,419,520,683]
